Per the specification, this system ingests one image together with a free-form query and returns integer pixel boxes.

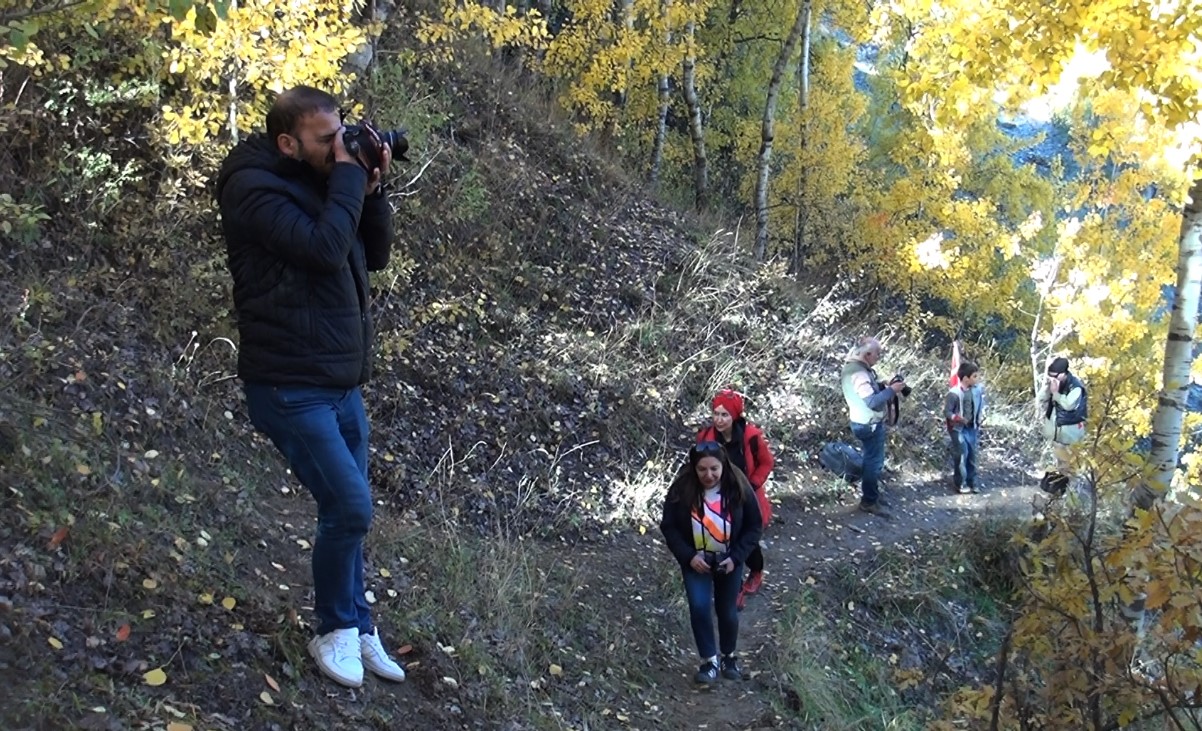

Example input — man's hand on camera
[333,127,357,166]
[354,124,390,195]
[690,553,711,573]
[365,141,391,196]
[889,381,906,393]
[717,558,734,574]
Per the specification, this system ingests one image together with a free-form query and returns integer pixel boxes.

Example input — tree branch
[1,0,89,26]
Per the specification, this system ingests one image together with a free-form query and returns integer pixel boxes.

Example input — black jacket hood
[215,134,315,203]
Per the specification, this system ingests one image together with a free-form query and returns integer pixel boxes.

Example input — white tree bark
[752,0,807,261]
[1138,177,1202,508]
[788,0,812,270]
[649,0,673,187]
[680,14,708,210]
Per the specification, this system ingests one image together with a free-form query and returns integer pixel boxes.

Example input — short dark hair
[266,86,339,142]
[1047,357,1070,376]
[957,361,979,380]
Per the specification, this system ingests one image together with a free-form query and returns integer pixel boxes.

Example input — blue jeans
[951,426,979,489]
[245,384,374,636]
[681,563,743,659]
[851,422,886,505]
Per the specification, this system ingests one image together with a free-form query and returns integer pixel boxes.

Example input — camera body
[887,372,913,398]
[707,554,730,574]
[343,121,410,169]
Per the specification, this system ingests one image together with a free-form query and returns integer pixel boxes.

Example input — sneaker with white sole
[308,628,364,688]
[360,628,406,682]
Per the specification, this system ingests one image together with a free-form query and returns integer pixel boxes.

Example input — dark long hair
[666,441,750,511]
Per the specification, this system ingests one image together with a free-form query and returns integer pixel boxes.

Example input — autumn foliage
[2,0,1202,727]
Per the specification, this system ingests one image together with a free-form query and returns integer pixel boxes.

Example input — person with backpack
[945,361,985,494]
[840,337,907,518]
[660,442,763,684]
[1037,357,1087,493]
[696,388,774,609]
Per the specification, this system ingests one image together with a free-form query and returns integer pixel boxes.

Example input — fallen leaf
[221,596,236,610]
[142,579,158,590]
[115,624,131,642]
[396,644,412,655]
[379,568,391,578]
[143,668,167,686]
[197,593,214,605]
[549,663,563,676]
[48,637,64,650]
[259,691,274,705]
[144,450,160,459]
[166,723,192,731]
[265,673,280,692]
[76,464,92,476]
[47,526,69,549]
[142,609,156,619]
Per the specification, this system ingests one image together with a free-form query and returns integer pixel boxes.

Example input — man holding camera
[215,86,405,688]
[840,337,906,517]
[1037,357,1087,493]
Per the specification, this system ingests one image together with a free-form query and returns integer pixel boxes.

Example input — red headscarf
[711,389,745,420]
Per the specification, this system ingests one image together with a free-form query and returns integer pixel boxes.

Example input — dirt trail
[623,447,1042,731]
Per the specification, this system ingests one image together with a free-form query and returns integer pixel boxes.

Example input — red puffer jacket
[696,421,774,525]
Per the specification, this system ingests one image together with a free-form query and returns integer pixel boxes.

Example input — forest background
[2,0,1202,729]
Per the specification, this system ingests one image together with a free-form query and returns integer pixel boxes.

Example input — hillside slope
[0,42,1037,731]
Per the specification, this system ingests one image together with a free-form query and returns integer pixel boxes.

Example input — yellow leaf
[142,609,156,619]
[167,723,193,731]
[48,636,64,650]
[76,464,92,475]
[142,579,158,590]
[549,663,563,676]
[1145,581,1170,610]
[379,568,391,578]
[221,596,236,610]
[143,668,168,686]
[197,593,214,605]
[259,691,274,705]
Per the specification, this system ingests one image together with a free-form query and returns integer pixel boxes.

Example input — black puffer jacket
[215,135,393,387]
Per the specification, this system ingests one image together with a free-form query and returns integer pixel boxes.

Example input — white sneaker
[308,628,364,688]
[360,628,406,682]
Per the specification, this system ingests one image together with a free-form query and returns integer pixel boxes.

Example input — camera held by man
[884,372,912,398]
[343,120,410,170]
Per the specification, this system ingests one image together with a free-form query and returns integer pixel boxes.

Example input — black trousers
[746,545,764,574]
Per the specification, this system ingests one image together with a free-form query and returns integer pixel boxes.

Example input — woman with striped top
[659,442,764,684]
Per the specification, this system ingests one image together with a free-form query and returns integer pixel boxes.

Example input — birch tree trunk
[752,1,807,260]
[602,0,634,148]
[649,0,673,187]
[1136,177,1202,509]
[680,14,708,210]
[788,0,812,270]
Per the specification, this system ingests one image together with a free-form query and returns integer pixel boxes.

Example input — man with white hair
[840,336,906,517]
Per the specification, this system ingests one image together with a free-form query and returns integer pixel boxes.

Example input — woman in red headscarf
[696,388,774,608]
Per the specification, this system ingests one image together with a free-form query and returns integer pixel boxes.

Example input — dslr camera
[343,120,410,169]
[706,554,730,574]
[888,372,912,398]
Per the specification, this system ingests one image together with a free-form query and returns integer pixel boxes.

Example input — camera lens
[378,128,409,161]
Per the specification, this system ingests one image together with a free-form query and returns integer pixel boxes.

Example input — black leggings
[746,545,764,574]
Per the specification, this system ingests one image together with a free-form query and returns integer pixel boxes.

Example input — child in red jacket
[696,388,775,608]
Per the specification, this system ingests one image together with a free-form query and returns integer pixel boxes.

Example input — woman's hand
[718,558,734,574]
[689,553,711,573]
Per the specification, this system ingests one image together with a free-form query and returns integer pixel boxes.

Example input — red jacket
[696,421,774,525]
